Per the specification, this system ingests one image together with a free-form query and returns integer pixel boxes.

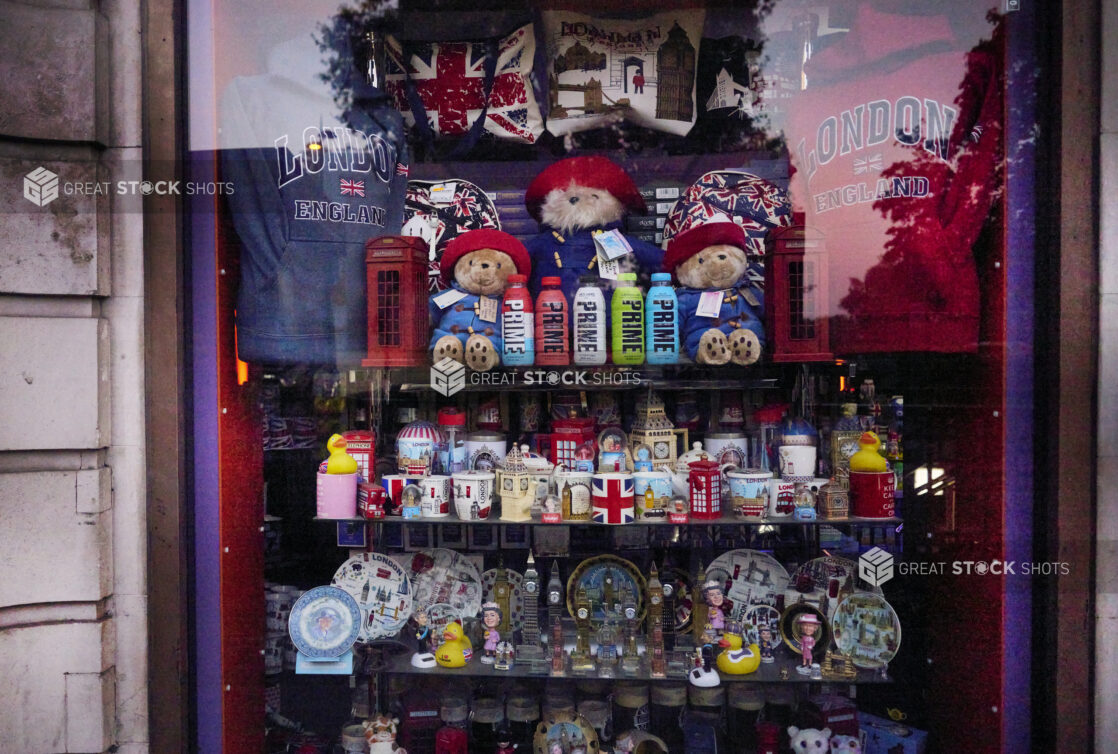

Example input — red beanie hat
[524,156,647,222]
[661,221,748,275]
[440,228,531,285]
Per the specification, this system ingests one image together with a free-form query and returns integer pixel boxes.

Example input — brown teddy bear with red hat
[524,156,663,317]
[429,228,531,372]
[663,218,765,366]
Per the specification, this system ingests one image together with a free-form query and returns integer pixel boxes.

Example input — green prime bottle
[611,272,645,365]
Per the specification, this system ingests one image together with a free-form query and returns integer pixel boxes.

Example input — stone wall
[0,0,147,752]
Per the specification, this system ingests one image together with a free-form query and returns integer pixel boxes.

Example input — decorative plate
[533,710,601,754]
[397,548,483,619]
[786,556,876,621]
[331,552,413,641]
[705,549,791,625]
[288,585,362,659]
[481,568,525,630]
[423,602,463,641]
[566,554,646,624]
[778,600,831,657]
[832,592,902,669]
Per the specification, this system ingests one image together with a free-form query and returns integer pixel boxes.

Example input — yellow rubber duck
[716,630,761,675]
[849,431,888,473]
[435,621,474,668]
[325,433,358,475]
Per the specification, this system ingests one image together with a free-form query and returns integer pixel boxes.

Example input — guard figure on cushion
[429,229,532,371]
[524,156,663,324]
[663,219,765,365]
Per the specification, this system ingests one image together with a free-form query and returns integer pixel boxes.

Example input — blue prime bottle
[645,272,680,365]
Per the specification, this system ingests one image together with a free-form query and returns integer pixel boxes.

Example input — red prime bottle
[535,276,570,366]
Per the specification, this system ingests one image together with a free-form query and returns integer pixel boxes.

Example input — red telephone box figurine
[764,218,832,362]
[688,458,722,520]
[363,235,429,367]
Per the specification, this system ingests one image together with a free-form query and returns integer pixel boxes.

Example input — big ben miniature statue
[621,587,642,674]
[570,585,597,672]
[493,559,512,635]
[647,562,664,631]
[547,560,565,630]
[517,551,546,668]
[649,617,667,678]
[691,561,709,645]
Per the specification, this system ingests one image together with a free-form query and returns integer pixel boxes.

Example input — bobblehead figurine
[480,602,503,664]
[430,229,532,371]
[796,613,820,674]
[410,609,436,668]
[701,580,727,635]
[523,156,663,321]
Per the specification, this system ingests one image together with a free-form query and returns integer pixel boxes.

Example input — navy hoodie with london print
[220,36,409,365]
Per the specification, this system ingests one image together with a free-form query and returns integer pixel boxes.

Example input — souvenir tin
[452,470,495,520]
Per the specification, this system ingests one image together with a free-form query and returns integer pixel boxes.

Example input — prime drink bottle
[611,272,645,366]
[535,276,570,366]
[573,276,607,366]
[645,272,679,365]
[501,274,534,366]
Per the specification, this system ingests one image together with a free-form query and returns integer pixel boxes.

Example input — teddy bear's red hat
[440,228,531,285]
[524,156,647,222]
[661,221,748,275]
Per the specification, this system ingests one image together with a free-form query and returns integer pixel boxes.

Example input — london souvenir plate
[566,554,647,624]
[786,556,879,621]
[397,548,483,619]
[481,568,525,631]
[831,592,902,669]
[706,549,791,624]
[331,552,413,641]
[288,585,362,659]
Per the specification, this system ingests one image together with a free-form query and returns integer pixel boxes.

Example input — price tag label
[593,229,633,261]
[432,288,468,309]
[429,182,458,205]
[477,296,499,322]
[597,252,620,280]
[697,290,725,318]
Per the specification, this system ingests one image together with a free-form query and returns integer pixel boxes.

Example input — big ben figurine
[516,551,546,669]
[691,561,709,646]
[547,559,565,630]
[493,558,512,635]
[620,587,642,674]
[570,585,597,672]
[647,562,664,631]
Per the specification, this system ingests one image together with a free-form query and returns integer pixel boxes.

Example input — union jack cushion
[402,180,501,292]
[385,25,543,144]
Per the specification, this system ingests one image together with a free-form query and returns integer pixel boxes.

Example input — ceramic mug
[633,470,673,512]
[465,432,506,471]
[452,470,495,520]
[420,475,452,518]
[726,468,771,518]
[768,479,797,518]
[382,474,424,514]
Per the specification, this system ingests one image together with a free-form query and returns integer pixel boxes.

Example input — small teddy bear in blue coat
[663,220,765,365]
[429,229,531,372]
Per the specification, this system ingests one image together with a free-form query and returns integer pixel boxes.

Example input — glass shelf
[317,513,902,528]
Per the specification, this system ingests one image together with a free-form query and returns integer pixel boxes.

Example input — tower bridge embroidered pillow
[384,24,543,144]
[541,10,705,137]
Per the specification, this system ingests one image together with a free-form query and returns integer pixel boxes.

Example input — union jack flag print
[664,171,792,257]
[339,178,365,197]
[385,25,543,143]
[592,474,635,525]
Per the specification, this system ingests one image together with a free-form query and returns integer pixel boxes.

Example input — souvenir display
[531,709,600,754]
[399,549,483,620]
[481,568,525,632]
[706,549,791,625]
[331,553,413,641]
[288,586,362,659]
[566,555,647,625]
[832,592,902,670]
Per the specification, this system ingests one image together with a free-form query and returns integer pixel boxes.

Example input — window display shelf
[316,514,901,528]
[375,646,891,685]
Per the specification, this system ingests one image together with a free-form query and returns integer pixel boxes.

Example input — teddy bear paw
[433,336,464,364]
[464,334,500,372]
[696,330,732,365]
[728,329,761,366]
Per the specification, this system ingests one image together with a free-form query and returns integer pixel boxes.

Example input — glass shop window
[190,1,1032,752]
